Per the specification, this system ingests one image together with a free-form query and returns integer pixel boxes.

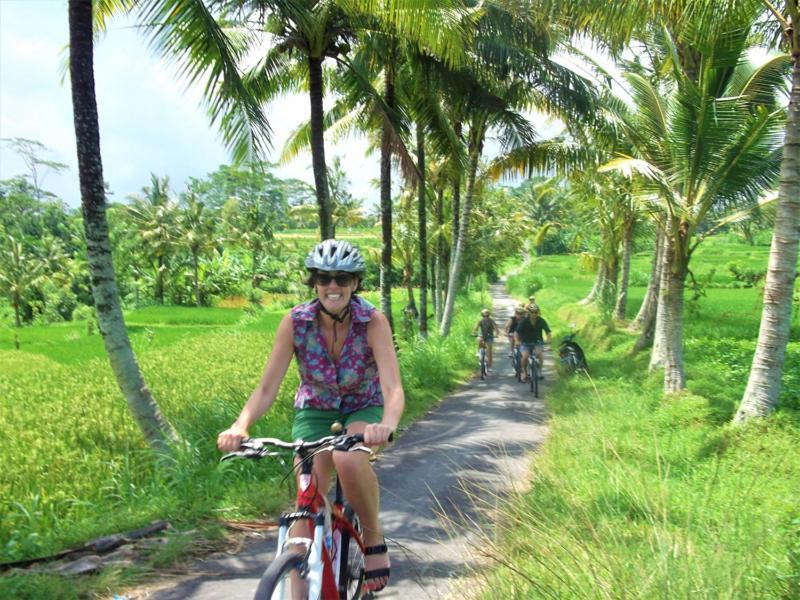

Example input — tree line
[58,0,800,450]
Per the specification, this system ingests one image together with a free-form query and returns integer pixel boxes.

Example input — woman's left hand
[363,422,395,446]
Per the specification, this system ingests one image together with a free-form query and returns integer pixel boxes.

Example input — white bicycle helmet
[305,239,366,273]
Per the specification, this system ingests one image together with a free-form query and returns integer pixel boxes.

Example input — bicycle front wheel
[254,550,312,600]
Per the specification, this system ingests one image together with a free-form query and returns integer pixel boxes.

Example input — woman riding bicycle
[471,308,499,372]
[514,303,552,383]
[217,239,402,593]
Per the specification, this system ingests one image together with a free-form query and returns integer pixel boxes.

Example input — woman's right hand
[217,426,249,452]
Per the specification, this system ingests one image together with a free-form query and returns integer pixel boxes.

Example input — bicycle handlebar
[220,432,394,462]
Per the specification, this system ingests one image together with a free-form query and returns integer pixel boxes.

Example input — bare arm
[366,311,405,446]
[217,313,295,451]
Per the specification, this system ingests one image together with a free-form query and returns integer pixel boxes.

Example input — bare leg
[520,350,531,381]
[335,421,389,591]
[487,342,494,368]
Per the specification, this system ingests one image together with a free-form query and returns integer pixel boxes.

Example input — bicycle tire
[528,358,534,394]
[338,507,365,600]
[479,348,486,380]
[533,357,539,398]
[254,549,313,600]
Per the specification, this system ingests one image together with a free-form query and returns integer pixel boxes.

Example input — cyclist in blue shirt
[514,303,551,383]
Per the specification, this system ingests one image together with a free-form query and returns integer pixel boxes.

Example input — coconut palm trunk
[735,49,800,422]
[630,228,664,332]
[614,215,634,320]
[12,296,21,328]
[193,253,201,307]
[581,262,605,305]
[68,0,177,451]
[435,187,445,323]
[309,56,333,241]
[662,249,688,392]
[441,121,484,336]
[155,255,165,304]
[380,65,394,331]
[649,229,671,371]
[417,122,428,337]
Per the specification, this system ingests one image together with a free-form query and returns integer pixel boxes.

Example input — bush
[727,262,765,288]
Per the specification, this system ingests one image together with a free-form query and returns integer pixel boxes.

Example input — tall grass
[467,242,800,598]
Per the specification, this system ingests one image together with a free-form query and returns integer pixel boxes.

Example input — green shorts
[292,406,384,442]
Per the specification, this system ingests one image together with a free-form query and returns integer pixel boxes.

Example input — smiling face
[314,270,359,314]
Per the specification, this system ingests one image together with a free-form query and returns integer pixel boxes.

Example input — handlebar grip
[351,432,394,443]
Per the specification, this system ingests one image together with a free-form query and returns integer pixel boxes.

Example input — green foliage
[727,262,766,288]
[506,269,544,299]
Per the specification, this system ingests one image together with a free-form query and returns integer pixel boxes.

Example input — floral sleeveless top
[290,296,383,412]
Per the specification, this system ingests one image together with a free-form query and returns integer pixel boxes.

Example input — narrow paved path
[136,282,549,599]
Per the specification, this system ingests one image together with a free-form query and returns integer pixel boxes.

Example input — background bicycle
[474,334,488,379]
[222,430,382,600]
[512,345,522,381]
[526,351,540,397]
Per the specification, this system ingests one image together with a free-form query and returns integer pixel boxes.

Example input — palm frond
[135,0,273,163]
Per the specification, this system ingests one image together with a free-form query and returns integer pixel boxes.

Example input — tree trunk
[735,54,800,422]
[581,262,605,305]
[193,253,201,307]
[663,247,687,393]
[440,121,484,336]
[68,0,177,451]
[416,122,428,338]
[13,295,21,327]
[251,248,259,288]
[155,256,165,304]
[649,230,672,371]
[379,64,394,331]
[308,56,333,241]
[434,188,445,324]
[449,120,462,289]
[614,216,634,321]
[630,228,663,333]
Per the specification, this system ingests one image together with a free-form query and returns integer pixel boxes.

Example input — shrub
[727,262,765,288]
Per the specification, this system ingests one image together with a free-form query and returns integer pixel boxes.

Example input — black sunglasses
[315,272,356,286]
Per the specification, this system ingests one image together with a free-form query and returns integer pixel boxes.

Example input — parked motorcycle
[559,332,588,374]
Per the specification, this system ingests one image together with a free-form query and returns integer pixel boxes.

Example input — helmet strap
[318,300,352,358]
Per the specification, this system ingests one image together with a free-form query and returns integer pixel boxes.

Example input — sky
[0,0,375,208]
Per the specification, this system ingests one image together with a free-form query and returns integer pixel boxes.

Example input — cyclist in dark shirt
[514,303,551,382]
[471,308,500,371]
[503,304,527,358]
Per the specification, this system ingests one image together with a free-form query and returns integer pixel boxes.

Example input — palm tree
[0,234,43,327]
[438,3,595,335]
[549,0,799,419]
[68,0,177,451]
[126,175,177,304]
[177,191,220,306]
[601,22,787,392]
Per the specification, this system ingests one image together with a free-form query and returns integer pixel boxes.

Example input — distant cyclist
[503,304,527,358]
[515,303,552,383]
[472,308,500,371]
